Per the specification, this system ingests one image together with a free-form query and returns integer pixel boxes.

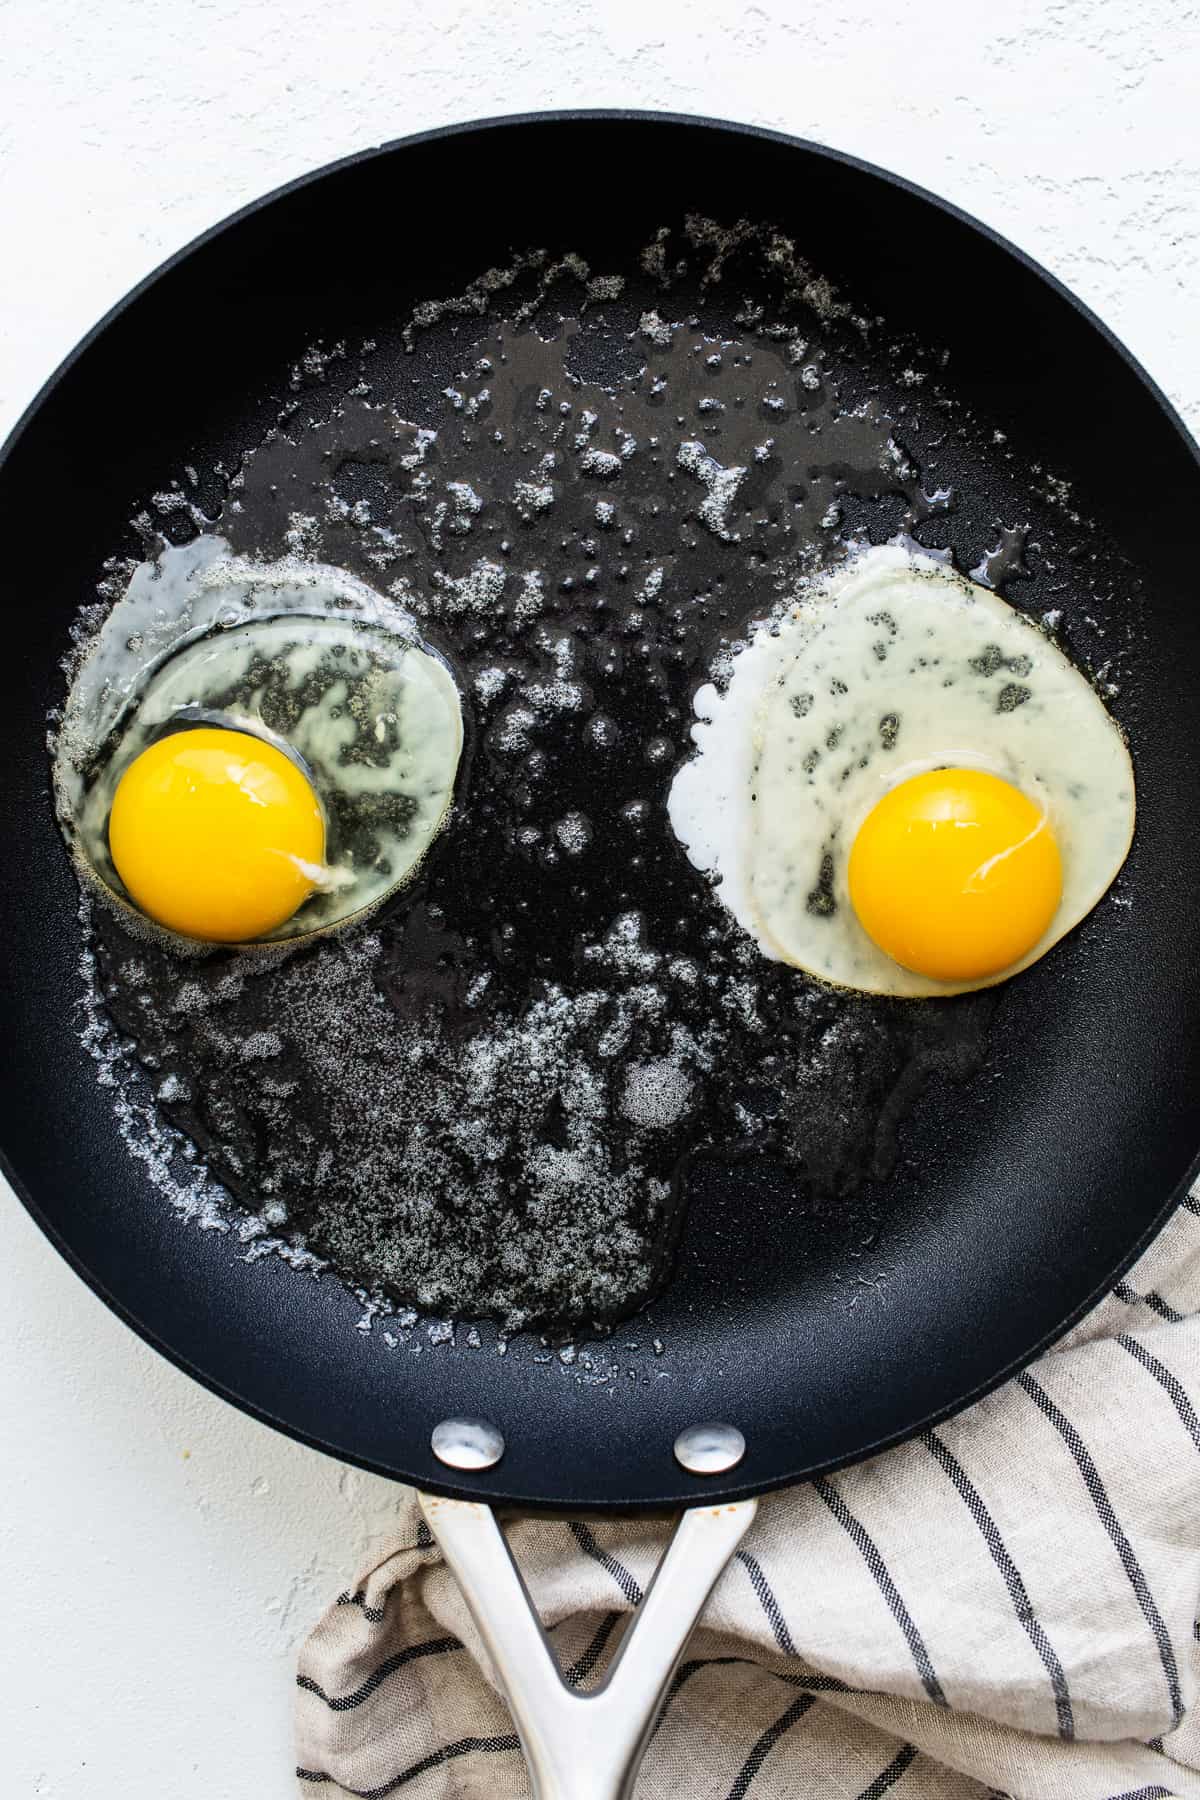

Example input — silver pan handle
[419,1491,758,1800]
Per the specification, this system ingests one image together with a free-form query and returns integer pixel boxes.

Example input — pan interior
[1,115,1198,1507]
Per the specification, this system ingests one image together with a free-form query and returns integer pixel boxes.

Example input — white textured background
[1,2,1197,1792]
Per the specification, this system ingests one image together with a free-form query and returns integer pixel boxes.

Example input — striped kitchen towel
[296,1193,1200,1798]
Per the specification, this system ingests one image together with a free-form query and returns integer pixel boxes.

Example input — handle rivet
[431,1416,505,1471]
[673,1422,746,1474]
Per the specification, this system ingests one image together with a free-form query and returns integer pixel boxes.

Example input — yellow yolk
[108,727,326,942]
[847,768,1062,983]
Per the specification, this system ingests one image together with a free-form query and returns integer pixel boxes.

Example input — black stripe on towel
[567,1520,644,1606]
[813,1477,947,1706]
[725,1695,816,1800]
[857,1743,918,1799]
[335,1591,387,1626]
[923,1428,1074,1738]
[737,1549,798,1655]
[332,1526,436,1623]
[656,1652,851,1736]
[1103,1787,1176,1800]
[562,1611,623,1688]
[1018,1371,1184,1725]
[1119,1334,1200,1455]
[296,1734,520,1797]
[1114,1282,1185,1325]
[667,1653,852,1706]
[296,1636,460,1712]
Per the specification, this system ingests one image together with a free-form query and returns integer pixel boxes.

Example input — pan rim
[4,1135,1198,1509]
[3,108,1198,491]
[3,108,1199,1509]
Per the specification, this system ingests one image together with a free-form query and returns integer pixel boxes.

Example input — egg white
[668,543,1136,997]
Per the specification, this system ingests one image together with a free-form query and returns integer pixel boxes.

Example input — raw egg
[53,535,463,945]
[668,544,1134,996]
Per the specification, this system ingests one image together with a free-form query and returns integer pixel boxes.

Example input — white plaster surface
[0,2,1197,1791]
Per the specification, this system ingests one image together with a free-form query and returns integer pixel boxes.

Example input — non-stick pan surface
[2,113,1199,1509]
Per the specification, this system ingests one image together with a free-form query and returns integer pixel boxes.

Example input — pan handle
[418,1491,757,1800]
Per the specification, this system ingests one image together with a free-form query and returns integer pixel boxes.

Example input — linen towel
[297,1192,1200,1798]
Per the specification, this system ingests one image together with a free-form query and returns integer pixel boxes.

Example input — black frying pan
[2,112,1199,1526]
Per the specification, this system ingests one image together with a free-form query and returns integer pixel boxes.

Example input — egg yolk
[108,727,326,942]
[847,768,1062,983]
